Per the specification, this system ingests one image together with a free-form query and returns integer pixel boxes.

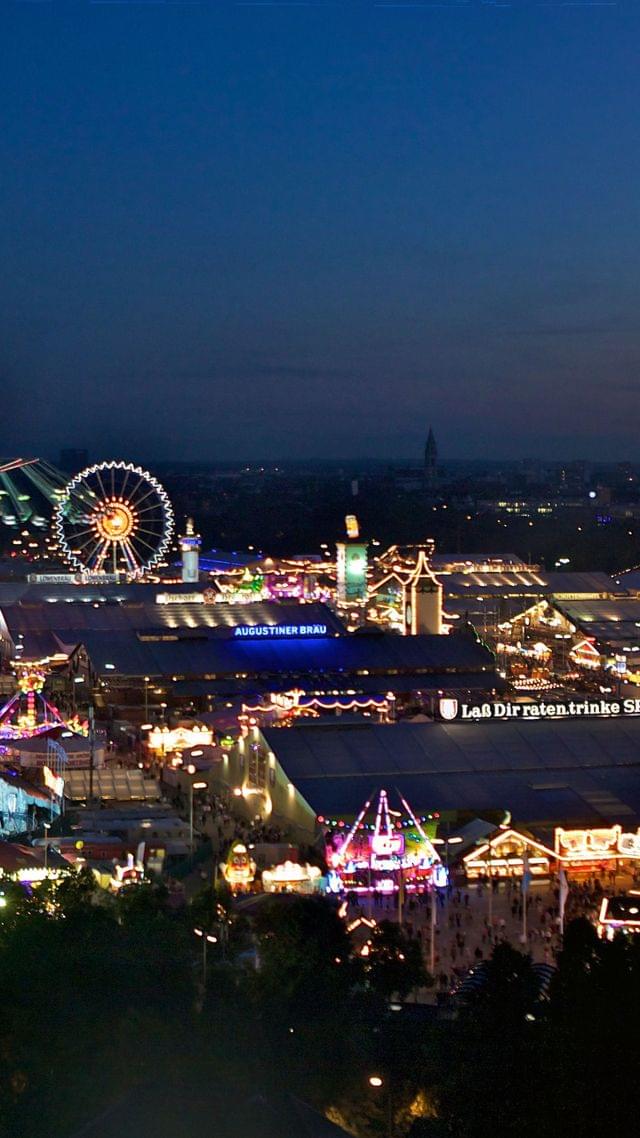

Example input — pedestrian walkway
[355,870,636,1003]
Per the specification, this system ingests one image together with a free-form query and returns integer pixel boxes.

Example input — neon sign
[370,833,405,857]
[440,697,640,722]
[233,623,328,639]
[555,825,640,861]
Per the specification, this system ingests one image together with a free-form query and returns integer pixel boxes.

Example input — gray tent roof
[263,717,640,826]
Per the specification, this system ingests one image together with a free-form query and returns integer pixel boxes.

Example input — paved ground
[354,871,638,1000]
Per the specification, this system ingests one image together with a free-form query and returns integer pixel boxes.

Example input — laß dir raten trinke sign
[439,697,640,722]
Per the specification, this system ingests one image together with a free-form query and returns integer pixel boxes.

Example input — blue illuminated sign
[233,623,328,639]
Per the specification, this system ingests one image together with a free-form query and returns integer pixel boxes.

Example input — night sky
[2,0,639,463]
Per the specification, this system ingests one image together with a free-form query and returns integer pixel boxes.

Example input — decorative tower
[424,427,438,490]
[180,517,201,584]
[336,515,368,604]
[405,549,443,635]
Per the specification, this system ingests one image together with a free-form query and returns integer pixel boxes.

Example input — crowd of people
[168,781,286,861]
[350,866,634,998]
[114,743,635,991]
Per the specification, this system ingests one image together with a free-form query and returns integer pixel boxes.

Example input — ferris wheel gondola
[54,461,174,577]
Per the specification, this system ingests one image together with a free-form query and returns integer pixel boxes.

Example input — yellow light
[95,499,136,541]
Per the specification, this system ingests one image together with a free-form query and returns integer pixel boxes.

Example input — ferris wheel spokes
[54,461,174,578]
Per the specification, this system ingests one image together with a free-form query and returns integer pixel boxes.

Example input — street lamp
[43,822,51,873]
[194,927,218,988]
[144,676,150,721]
[368,1074,393,1138]
[475,837,494,926]
[188,772,208,861]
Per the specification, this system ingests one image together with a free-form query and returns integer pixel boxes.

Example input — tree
[437,943,542,1138]
[363,920,429,1002]
[0,878,196,1138]
[253,895,356,1009]
[251,896,365,1105]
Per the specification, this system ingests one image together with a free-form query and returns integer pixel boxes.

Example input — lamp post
[474,837,493,928]
[88,704,95,805]
[488,841,493,928]
[144,676,150,721]
[187,766,207,862]
[429,884,437,978]
[43,822,51,873]
[194,927,218,989]
[368,1075,393,1138]
[72,674,83,714]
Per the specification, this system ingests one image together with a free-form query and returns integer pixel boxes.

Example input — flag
[521,850,531,896]
[559,867,569,931]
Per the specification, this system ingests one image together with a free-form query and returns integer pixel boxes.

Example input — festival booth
[221,841,257,891]
[262,860,322,894]
[107,848,147,893]
[9,732,105,772]
[220,838,323,896]
[462,828,555,880]
[461,823,640,881]
[146,723,213,758]
[241,691,394,728]
[598,893,640,939]
[555,824,640,875]
[0,839,69,885]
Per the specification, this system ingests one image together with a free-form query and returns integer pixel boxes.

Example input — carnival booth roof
[0,841,43,873]
[262,717,640,826]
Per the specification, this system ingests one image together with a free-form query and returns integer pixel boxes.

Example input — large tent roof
[552,597,640,652]
[0,596,345,636]
[439,570,616,599]
[262,717,640,826]
[76,628,496,688]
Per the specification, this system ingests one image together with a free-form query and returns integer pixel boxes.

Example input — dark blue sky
[2,0,639,463]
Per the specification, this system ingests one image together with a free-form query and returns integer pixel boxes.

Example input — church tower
[424,427,438,490]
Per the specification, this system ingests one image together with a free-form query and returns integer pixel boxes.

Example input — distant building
[424,427,438,490]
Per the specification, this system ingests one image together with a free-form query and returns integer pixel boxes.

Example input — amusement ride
[325,788,444,894]
[53,461,174,576]
[0,668,88,742]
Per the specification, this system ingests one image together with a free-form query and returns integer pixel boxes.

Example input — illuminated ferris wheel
[54,461,174,577]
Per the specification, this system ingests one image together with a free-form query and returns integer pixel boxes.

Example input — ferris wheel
[54,461,174,577]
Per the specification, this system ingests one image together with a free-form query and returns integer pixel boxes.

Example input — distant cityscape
[4,432,640,574]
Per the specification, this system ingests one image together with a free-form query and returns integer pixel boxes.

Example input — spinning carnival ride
[0,670,88,742]
[325,788,444,893]
[54,461,174,577]
[0,458,69,533]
